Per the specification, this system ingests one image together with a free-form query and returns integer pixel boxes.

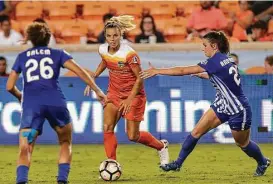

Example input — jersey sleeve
[12,54,22,73]
[127,52,141,68]
[60,50,73,67]
[197,58,215,74]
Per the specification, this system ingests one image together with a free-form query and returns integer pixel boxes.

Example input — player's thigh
[124,96,146,126]
[231,129,250,147]
[103,102,122,131]
[20,106,46,135]
[45,106,72,142]
[46,106,71,129]
[192,108,222,138]
[55,123,73,144]
[126,120,141,136]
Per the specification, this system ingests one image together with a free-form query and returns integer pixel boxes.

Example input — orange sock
[137,131,164,151]
[104,132,117,160]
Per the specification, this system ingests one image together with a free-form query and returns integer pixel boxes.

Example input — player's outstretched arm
[191,72,209,79]
[6,71,22,102]
[140,62,205,79]
[64,59,107,102]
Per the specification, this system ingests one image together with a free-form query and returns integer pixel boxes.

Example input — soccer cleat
[57,181,68,184]
[160,161,181,172]
[254,158,271,176]
[158,139,169,166]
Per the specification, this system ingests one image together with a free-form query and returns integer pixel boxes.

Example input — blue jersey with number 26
[198,52,249,115]
[12,46,72,107]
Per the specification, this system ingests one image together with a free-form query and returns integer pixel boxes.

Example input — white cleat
[158,139,169,166]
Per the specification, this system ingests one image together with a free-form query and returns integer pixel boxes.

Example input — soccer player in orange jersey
[84,15,169,166]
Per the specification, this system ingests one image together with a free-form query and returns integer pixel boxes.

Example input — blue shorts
[211,105,252,131]
[20,105,71,135]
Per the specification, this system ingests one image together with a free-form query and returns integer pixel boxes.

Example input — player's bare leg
[232,129,271,176]
[103,103,122,160]
[17,128,38,184]
[126,120,168,165]
[161,108,221,171]
[55,123,72,184]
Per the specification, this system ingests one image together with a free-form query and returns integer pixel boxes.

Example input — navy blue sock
[16,165,29,183]
[57,163,70,182]
[176,134,199,167]
[241,140,267,165]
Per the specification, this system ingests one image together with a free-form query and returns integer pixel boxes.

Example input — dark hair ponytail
[203,31,230,55]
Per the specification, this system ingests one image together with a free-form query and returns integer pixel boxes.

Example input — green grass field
[0,144,272,184]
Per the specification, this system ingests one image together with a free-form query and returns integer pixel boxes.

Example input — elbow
[6,85,13,92]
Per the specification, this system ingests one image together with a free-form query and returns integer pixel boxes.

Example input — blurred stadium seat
[175,1,200,16]
[143,2,176,19]
[43,1,76,20]
[16,1,43,21]
[61,19,89,44]
[164,18,187,43]
[245,66,266,74]
[155,19,168,32]
[81,2,110,20]
[109,2,143,18]
[19,20,32,33]
[45,19,72,32]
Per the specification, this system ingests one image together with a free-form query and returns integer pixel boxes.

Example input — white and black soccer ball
[99,159,122,181]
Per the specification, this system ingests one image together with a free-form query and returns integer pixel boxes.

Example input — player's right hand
[96,90,108,105]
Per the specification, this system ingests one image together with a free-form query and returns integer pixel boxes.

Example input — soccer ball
[99,159,122,181]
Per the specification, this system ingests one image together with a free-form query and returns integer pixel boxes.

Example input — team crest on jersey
[118,61,125,68]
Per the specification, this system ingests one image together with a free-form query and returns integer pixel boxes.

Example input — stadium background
[0,1,272,183]
[0,0,272,144]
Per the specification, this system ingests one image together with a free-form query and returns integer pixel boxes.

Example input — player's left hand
[119,98,132,115]
[139,62,158,79]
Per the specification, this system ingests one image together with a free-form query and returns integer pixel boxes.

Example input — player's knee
[103,124,115,132]
[59,136,71,145]
[127,132,139,142]
[19,144,30,156]
[191,129,203,139]
[235,140,248,148]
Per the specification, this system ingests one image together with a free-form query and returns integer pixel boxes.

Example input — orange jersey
[99,43,145,98]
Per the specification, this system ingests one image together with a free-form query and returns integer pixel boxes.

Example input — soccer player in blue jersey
[140,31,270,176]
[6,22,107,184]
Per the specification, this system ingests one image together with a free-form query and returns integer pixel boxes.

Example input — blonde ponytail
[105,15,136,34]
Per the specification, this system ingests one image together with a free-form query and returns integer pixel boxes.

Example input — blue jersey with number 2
[12,46,72,107]
[198,52,249,116]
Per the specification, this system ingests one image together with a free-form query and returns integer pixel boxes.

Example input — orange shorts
[106,93,146,122]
